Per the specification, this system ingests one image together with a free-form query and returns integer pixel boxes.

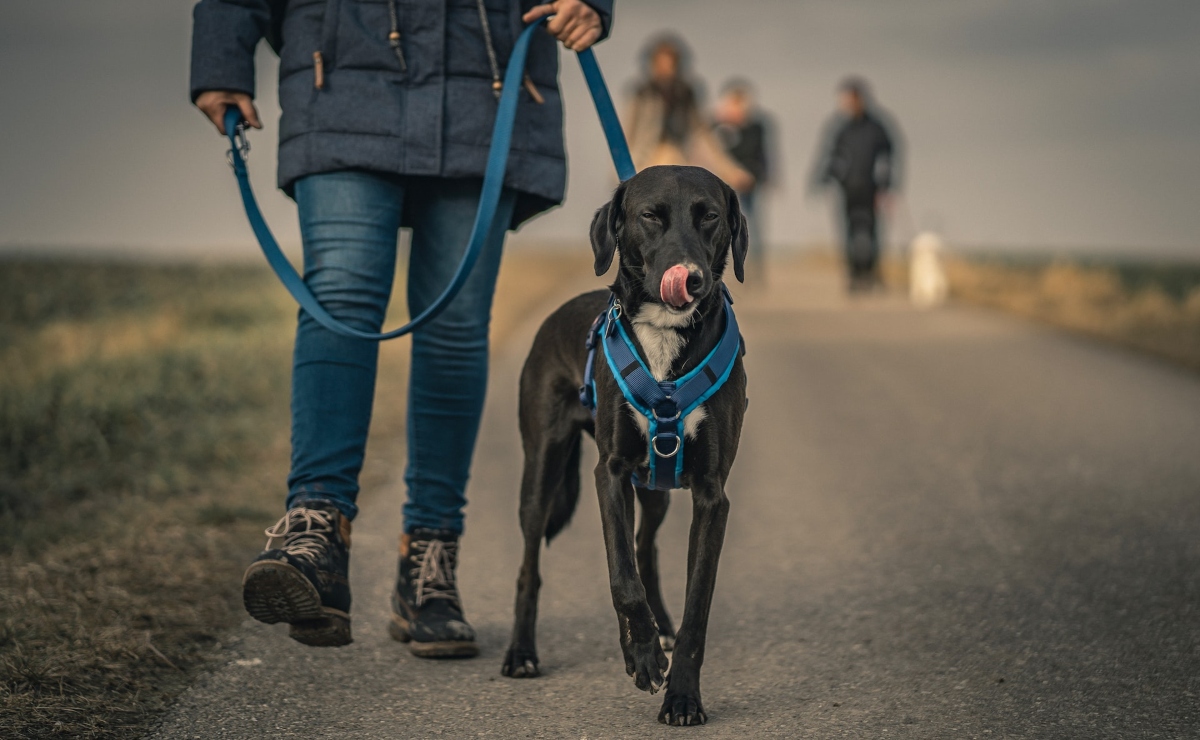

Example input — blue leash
[223,18,635,341]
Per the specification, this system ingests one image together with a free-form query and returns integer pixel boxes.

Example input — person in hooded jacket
[811,77,901,291]
[190,0,612,658]
[622,34,753,192]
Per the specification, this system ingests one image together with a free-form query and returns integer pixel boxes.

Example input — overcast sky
[1,0,1198,258]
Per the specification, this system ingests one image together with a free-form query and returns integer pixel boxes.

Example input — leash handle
[223,18,634,341]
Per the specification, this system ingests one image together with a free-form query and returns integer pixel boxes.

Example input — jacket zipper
[313,51,324,90]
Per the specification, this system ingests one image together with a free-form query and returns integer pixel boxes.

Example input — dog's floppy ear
[726,184,749,283]
[589,182,626,276]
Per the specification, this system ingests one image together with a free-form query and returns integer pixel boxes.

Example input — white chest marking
[630,303,695,379]
[626,302,706,441]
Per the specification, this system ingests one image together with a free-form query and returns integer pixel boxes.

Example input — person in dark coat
[811,77,901,290]
[713,78,774,277]
[190,0,613,658]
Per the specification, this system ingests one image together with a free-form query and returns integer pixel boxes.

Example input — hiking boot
[242,503,352,647]
[388,529,478,658]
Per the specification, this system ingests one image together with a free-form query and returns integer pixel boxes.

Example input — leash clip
[605,300,622,336]
[226,120,251,168]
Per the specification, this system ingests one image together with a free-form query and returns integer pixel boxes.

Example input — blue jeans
[286,171,516,534]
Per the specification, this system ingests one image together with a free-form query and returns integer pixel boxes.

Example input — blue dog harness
[581,287,741,491]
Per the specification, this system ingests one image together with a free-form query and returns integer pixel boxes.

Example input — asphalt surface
[153,264,1200,739]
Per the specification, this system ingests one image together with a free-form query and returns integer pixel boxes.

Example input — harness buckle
[226,121,251,168]
[652,433,680,458]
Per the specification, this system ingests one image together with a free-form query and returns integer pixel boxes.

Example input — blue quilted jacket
[190,0,614,226]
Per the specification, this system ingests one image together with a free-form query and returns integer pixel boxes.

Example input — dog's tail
[544,429,582,544]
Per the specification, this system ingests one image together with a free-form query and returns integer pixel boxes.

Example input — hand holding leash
[522,0,603,51]
[196,90,260,136]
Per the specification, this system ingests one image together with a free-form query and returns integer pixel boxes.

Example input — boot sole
[289,613,352,647]
[388,613,478,658]
[243,560,352,647]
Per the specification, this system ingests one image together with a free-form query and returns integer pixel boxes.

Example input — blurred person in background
[624,34,754,192]
[190,0,611,661]
[811,77,902,291]
[713,78,775,278]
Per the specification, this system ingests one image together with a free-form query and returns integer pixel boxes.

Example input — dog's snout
[660,264,694,308]
[660,264,706,309]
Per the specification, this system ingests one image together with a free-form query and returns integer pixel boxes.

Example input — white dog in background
[909,231,949,308]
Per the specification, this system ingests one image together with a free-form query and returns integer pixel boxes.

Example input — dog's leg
[503,430,580,678]
[658,479,730,726]
[596,461,669,693]
[635,487,676,651]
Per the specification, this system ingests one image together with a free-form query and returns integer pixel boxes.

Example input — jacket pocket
[330,0,408,74]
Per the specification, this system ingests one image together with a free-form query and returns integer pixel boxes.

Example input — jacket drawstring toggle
[387,0,408,72]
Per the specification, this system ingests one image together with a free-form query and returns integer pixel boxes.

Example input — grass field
[0,260,304,737]
[0,251,587,738]
[941,255,1200,371]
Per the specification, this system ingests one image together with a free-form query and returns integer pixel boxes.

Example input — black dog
[501,166,748,726]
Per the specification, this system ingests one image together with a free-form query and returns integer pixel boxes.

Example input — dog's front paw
[622,639,669,693]
[658,690,707,726]
[500,644,539,678]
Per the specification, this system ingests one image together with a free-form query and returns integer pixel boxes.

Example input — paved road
[154,264,1200,739]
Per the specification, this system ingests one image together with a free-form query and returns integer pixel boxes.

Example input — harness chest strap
[582,287,741,491]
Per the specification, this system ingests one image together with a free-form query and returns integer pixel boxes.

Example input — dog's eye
[703,212,719,221]
[641,212,659,221]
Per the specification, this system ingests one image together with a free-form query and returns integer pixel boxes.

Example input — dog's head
[590,166,748,312]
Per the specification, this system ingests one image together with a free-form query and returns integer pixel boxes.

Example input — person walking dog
[190,0,612,658]
[811,77,901,291]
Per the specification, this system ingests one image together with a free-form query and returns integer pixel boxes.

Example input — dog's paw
[500,644,540,678]
[622,639,669,693]
[658,690,707,726]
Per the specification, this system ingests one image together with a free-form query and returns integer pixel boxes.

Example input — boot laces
[410,538,460,607]
[264,508,337,566]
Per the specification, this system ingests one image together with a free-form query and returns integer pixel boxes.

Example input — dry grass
[0,259,301,737]
[0,250,586,738]
[941,256,1200,370]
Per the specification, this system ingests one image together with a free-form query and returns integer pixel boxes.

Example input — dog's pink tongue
[660,265,693,308]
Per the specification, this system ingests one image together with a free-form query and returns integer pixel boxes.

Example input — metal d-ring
[226,121,251,168]
[652,434,680,458]
[653,407,681,423]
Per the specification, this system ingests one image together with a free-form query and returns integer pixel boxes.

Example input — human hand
[195,90,261,135]
[522,0,603,52]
